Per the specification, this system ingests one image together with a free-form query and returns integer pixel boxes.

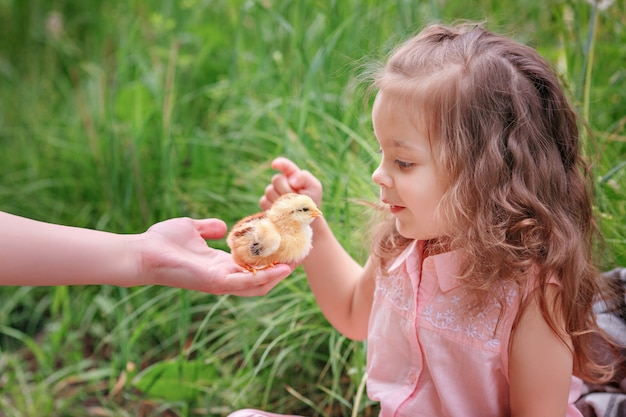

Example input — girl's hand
[260,157,323,211]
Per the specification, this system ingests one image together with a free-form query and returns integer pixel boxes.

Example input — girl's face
[371,91,448,240]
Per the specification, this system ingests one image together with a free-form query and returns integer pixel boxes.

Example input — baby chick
[227,193,322,273]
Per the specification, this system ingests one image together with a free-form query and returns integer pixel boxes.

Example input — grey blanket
[576,268,626,417]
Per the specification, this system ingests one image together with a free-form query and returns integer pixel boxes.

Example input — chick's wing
[249,218,281,257]
[227,213,282,267]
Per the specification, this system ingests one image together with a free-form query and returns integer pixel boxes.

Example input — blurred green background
[0,0,624,416]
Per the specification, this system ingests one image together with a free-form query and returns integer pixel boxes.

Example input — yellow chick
[227,193,322,273]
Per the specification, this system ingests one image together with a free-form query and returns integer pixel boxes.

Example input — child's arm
[0,211,292,295]
[508,285,574,417]
[261,157,375,340]
[303,215,376,340]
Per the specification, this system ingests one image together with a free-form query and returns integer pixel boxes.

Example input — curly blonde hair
[369,23,616,383]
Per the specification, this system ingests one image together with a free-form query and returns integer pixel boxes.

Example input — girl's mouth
[389,204,405,214]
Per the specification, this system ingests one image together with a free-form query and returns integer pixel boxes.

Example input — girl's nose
[372,164,391,188]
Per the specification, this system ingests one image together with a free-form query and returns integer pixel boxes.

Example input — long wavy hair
[368,23,616,383]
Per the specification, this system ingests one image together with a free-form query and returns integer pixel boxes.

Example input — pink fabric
[228,240,583,417]
[366,240,582,417]
[228,410,299,417]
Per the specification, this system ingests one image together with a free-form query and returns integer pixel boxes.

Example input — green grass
[0,0,624,416]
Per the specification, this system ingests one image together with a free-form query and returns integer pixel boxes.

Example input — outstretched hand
[140,217,293,296]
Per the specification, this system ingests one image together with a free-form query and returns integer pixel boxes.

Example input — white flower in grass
[585,0,615,10]
[45,11,64,40]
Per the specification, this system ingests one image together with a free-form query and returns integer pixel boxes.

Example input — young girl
[231,23,617,417]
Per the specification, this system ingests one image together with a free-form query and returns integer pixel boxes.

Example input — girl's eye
[395,159,415,170]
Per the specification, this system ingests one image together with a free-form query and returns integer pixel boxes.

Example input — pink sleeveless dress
[228,240,583,417]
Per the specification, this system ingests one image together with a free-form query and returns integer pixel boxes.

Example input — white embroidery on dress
[423,288,518,348]
[376,268,414,315]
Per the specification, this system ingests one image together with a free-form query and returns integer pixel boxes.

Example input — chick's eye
[298,207,310,212]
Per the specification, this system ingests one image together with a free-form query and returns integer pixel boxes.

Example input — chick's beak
[311,208,322,218]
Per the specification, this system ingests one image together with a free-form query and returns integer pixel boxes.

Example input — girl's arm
[261,157,375,340]
[0,211,292,296]
[302,216,376,340]
[508,285,574,417]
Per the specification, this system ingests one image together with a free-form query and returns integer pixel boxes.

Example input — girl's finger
[259,195,273,211]
[271,173,295,195]
[261,185,282,207]
[271,157,301,178]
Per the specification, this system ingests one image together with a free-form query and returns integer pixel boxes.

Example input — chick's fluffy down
[227,193,321,272]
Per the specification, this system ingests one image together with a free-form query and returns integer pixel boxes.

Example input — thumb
[194,218,228,240]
